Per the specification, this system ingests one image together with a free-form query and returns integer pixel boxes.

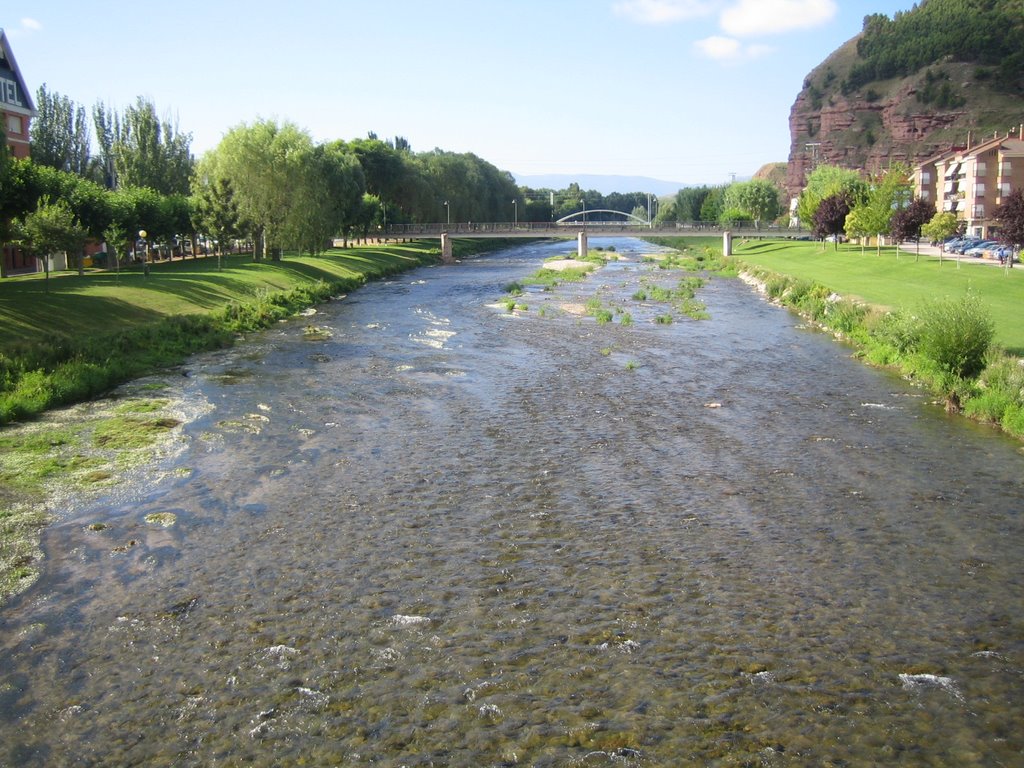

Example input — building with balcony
[915,126,1024,239]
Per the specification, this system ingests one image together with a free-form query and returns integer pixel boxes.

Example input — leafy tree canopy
[890,198,937,243]
[812,191,854,243]
[994,189,1024,248]
[797,165,868,228]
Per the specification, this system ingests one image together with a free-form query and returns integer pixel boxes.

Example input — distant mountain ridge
[513,173,693,196]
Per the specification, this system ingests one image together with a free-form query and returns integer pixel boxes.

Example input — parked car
[951,238,983,254]
[964,241,998,257]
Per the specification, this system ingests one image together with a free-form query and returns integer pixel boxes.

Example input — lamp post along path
[139,229,150,276]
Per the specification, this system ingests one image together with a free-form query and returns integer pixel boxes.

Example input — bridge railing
[373,222,813,238]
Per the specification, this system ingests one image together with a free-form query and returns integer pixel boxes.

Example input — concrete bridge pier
[723,231,732,257]
[577,231,588,260]
[440,233,454,263]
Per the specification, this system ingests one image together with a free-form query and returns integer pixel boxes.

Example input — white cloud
[694,35,775,62]
[7,18,42,38]
[719,0,837,37]
[613,0,717,25]
[694,35,742,61]
[745,43,775,58]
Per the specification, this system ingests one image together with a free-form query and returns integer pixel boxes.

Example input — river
[1,237,1022,766]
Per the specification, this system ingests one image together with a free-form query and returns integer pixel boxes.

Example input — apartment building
[915,126,1024,239]
[0,28,34,159]
[1,27,37,275]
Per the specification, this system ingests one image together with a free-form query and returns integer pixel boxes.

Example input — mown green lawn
[730,239,1024,355]
[0,244,444,351]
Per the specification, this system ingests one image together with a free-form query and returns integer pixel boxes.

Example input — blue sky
[4,0,914,186]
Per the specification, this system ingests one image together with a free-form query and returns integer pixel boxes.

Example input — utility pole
[805,142,821,169]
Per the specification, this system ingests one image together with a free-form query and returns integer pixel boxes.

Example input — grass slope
[0,245,435,342]
[731,240,1024,355]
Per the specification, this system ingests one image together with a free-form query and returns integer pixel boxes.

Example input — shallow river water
[1,238,1023,767]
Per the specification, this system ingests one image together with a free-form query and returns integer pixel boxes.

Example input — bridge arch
[555,209,650,226]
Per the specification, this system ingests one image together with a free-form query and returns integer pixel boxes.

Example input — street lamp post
[444,200,450,228]
[512,199,518,229]
[581,200,587,226]
[139,229,149,276]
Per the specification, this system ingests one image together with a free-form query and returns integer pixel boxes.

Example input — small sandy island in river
[542,258,600,315]
[543,258,592,272]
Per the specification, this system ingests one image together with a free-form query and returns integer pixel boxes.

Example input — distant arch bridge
[555,209,651,226]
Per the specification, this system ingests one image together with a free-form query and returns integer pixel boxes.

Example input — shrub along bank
[649,236,1024,440]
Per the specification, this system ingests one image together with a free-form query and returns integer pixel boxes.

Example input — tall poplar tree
[93,97,194,195]
[30,84,93,178]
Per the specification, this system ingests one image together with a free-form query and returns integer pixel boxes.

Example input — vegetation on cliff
[845,0,1024,96]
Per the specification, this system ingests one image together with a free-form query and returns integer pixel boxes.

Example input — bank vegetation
[652,236,1024,441]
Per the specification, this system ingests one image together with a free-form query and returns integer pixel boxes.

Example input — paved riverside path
[898,243,1017,267]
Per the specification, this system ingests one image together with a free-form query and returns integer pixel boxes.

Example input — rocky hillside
[785,0,1024,198]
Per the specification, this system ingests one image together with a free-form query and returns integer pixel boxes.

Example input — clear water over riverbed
[1,238,1022,766]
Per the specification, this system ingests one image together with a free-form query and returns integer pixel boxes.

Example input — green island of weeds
[0,238,521,603]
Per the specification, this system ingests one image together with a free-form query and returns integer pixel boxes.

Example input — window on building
[1001,183,1012,197]
[1001,161,1013,175]
[5,114,21,135]
[975,183,986,196]
[973,204,985,218]
[921,171,931,184]
[975,162,987,176]
[921,190,930,200]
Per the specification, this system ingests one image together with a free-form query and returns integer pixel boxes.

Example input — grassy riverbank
[650,235,1024,442]
[0,239,520,425]
[0,238,520,603]
[729,239,1024,354]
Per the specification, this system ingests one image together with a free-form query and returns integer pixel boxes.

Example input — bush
[763,274,793,301]
[1000,403,1024,438]
[870,309,920,355]
[824,298,868,335]
[915,295,995,380]
[787,280,830,320]
[964,353,1024,427]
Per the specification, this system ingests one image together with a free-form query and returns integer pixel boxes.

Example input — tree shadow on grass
[0,248,439,353]
[736,242,800,254]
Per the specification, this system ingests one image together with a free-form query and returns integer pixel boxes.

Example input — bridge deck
[368,223,808,239]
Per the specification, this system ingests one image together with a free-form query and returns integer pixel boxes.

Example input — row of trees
[3,125,529,273]
[192,125,529,258]
[16,80,801,274]
[652,179,784,229]
[795,163,940,251]
[793,161,1024,256]
[5,82,532,270]
[31,86,194,194]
